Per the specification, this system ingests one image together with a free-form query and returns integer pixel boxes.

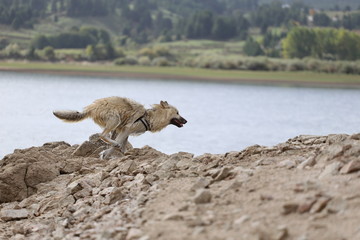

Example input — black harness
[135,116,150,131]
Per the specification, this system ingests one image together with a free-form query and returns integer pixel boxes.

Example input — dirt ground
[1,133,360,240]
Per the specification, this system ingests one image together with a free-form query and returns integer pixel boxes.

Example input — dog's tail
[53,110,88,122]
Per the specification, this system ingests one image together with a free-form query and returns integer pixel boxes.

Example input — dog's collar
[135,116,150,131]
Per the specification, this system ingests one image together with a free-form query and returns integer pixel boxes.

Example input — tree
[282,27,316,58]
[43,46,55,60]
[243,37,264,56]
[282,27,360,60]
[212,17,237,40]
[313,12,331,27]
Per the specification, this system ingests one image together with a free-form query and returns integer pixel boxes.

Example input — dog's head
[159,100,187,128]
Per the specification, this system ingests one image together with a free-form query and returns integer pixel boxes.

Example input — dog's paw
[99,149,111,160]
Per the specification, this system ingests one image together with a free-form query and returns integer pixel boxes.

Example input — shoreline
[1,64,360,89]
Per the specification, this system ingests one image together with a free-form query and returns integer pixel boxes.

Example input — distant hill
[259,0,359,10]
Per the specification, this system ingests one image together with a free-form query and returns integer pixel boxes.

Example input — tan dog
[53,97,187,158]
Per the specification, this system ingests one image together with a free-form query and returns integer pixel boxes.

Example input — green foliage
[85,43,118,61]
[43,46,55,61]
[313,12,332,27]
[283,27,360,60]
[243,38,264,56]
[31,27,111,49]
[0,38,9,50]
[3,43,22,58]
[25,46,38,60]
[113,57,138,66]
[251,1,308,33]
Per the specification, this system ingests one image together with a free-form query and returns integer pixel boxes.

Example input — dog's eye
[176,111,179,115]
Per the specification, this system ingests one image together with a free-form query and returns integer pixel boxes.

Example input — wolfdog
[53,96,187,158]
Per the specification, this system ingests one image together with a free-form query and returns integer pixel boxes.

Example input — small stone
[73,188,92,200]
[104,187,124,205]
[297,198,317,213]
[178,204,189,212]
[318,162,342,179]
[67,181,83,195]
[326,197,347,214]
[297,156,316,169]
[278,160,296,169]
[120,160,137,175]
[213,167,232,181]
[72,141,96,156]
[190,177,212,191]
[163,213,184,221]
[144,174,159,185]
[126,228,143,240]
[260,194,274,201]
[0,209,29,221]
[233,215,250,225]
[193,189,212,204]
[310,197,332,214]
[340,160,360,174]
[282,203,299,215]
[275,225,289,240]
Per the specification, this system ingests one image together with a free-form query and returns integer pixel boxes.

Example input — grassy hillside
[259,0,359,10]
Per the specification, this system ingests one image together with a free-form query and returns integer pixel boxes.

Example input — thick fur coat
[53,97,187,158]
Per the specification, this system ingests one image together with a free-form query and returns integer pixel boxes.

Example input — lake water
[1,71,360,159]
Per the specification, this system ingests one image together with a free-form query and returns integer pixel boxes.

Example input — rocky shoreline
[1,133,360,240]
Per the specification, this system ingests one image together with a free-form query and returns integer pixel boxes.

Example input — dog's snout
[181,117,187,124]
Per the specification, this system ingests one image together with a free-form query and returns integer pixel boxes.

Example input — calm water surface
[1,71,360,158]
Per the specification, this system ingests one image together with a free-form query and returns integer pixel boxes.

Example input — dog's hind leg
[99,116,122,147]
[100,130,130,160]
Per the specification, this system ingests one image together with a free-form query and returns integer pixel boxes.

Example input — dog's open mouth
[170,117,187,128]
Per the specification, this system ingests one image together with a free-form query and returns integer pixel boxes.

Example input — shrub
[153,46,172,58]
[151,57,171,66]
[113,57,138,66]
[244,58,269,71]
[287,60,306,71]
[138,56,151,66]
[4,43,22,58]
[138,48,156,59]
[43,46,56,61]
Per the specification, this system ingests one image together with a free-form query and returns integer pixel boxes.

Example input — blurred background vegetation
[0,0,359,74]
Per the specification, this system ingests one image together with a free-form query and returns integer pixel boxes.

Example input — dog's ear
[160,100,169,108]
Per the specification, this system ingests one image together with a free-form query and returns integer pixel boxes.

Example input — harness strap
[135,116,150,131]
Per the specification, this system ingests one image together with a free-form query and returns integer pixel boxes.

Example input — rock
[297,156,316,169]
[0,209,29,221]
[144,174,159,185]
[126,228,143,240]
[60,158,82,174]
[233,215,250,225]
[318,162,342,179]
[72,141,97,157]
[278,160,296,169]
[119,160,137,175]
[326,197,347,214]
[25,162,60,190]
[310,197,332,214]
[193,189,212,204]
[326,134,348,144]
[340,160,360,174]
[297,198,317,213]
[275,225,289,240]
[67,181,84,195]
[0,163,28,203]
[190,177,212,191]
[104,187,124,205]
[282,203,299,215]
[163,213,184,221]
[213,166,232,182]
